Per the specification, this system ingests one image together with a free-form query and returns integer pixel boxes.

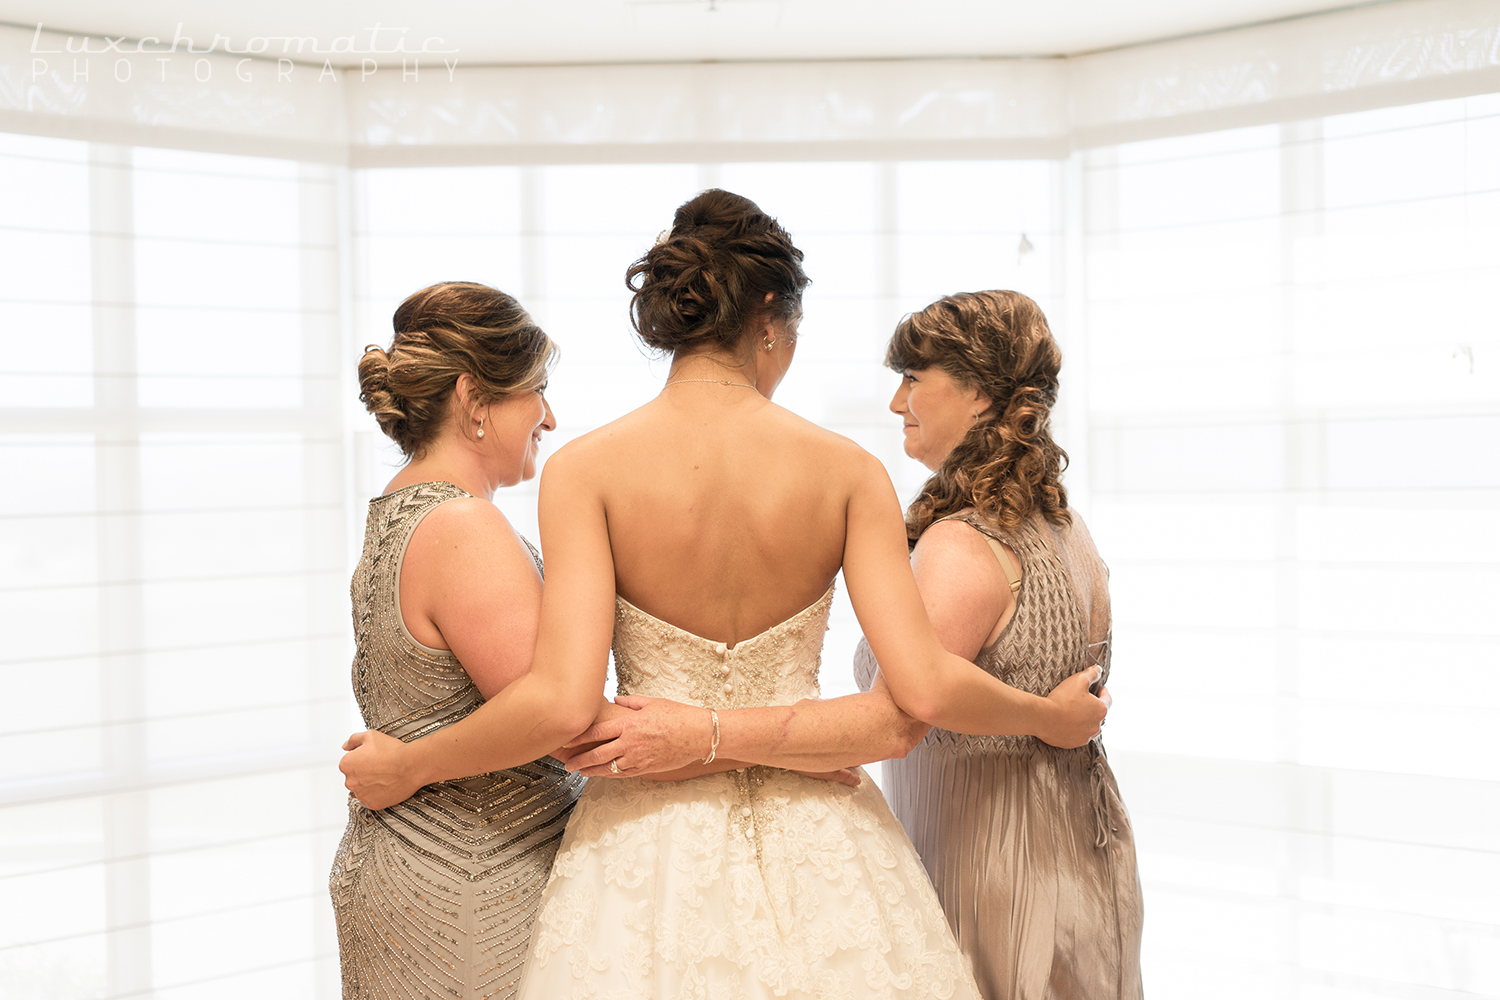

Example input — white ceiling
[8,0,1389,66]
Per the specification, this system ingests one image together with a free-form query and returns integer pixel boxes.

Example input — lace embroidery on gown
[518,586,984,1000]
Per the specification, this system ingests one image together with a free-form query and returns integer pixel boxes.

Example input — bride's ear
[756,300,778,342]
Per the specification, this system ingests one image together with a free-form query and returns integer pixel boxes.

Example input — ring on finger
[609,759,622,774]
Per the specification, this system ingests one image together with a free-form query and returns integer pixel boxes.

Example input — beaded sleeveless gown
[330,482,585,1000]
[516,586,984,1000]
[856,511,1143,1000]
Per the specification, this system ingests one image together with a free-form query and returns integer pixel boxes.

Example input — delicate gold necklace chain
[662,378,756,389]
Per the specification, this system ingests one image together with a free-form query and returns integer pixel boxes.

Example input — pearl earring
[476,415,485,439]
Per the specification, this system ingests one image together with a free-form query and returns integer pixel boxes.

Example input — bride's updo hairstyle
[887,290,1071,545]
[626,188,809,353]
[358,281,557,458]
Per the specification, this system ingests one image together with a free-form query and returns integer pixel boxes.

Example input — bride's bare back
[563,388,858,644]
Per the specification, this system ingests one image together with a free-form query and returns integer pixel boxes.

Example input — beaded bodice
[350,481,491,737]
[611,585,834,709]
[333,482,584,1000]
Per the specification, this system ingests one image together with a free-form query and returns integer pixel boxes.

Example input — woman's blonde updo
[887,290,1070,545]
[626,189,809,354]
[358,281,557,458]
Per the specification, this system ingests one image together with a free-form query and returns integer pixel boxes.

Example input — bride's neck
[667,345,755,383]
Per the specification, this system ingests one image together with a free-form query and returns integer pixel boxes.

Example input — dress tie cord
[1090,741,1114,849]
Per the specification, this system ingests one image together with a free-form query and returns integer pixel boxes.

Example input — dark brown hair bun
[626,189,809,354]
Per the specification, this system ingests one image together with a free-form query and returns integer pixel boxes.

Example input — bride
[339,189,1108,998]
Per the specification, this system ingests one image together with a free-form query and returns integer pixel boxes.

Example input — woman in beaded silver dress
[855,290,1144,999]
[338,191,1112,1000]
[329,282,585,1000]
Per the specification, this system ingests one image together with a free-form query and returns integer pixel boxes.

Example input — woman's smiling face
[889,366,990,471]
[485,383,555,486]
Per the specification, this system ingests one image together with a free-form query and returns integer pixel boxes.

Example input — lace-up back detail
[611,585,833,709]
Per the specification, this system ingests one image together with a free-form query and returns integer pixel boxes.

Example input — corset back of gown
[611,586,830,708]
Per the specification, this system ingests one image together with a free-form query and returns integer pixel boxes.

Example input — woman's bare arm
[842,451,1104,739]
[398,498,546,699]
[562,686,928,776]
[908,518,1014,661]
[339,450,615,809]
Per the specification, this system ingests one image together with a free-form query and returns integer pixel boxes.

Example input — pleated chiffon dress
[857,510,1144,1000]
[330,481,585,999]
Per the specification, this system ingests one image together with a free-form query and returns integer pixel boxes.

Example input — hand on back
[340,729,424,810]
[1037,666,1109,749]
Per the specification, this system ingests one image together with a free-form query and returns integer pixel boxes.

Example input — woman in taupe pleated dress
[329,282,584,999]
[856,290,1144,999]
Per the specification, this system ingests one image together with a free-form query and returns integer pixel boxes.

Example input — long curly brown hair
[886,290,1070,545]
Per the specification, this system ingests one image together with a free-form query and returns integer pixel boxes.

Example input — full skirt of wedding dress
[517,765,982,1000]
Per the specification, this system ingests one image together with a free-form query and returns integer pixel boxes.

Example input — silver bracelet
[702,709,720,765]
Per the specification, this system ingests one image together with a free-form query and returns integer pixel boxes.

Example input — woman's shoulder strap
[372,481,471,547]
[931,509,1023,595]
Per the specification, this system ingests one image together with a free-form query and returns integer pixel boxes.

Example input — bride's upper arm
[839,452,951,718]
[530,445,618,713]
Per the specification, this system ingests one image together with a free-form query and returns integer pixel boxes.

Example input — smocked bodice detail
[611,584,833,709]
[856,513,1110,758]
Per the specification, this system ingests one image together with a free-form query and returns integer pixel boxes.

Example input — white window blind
[1086,95,1500,998]
[0,137,350,999]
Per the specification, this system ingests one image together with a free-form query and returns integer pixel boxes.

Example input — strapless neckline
[614,583,836,652]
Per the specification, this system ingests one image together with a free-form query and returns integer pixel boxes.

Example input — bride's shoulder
[764,403,862,451]
[544,406,654,466]
[759,404,887,469]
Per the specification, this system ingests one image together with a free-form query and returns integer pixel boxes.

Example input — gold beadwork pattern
[330,481,584,1000]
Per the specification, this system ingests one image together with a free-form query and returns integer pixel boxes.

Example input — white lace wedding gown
[517,586,983,1000]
